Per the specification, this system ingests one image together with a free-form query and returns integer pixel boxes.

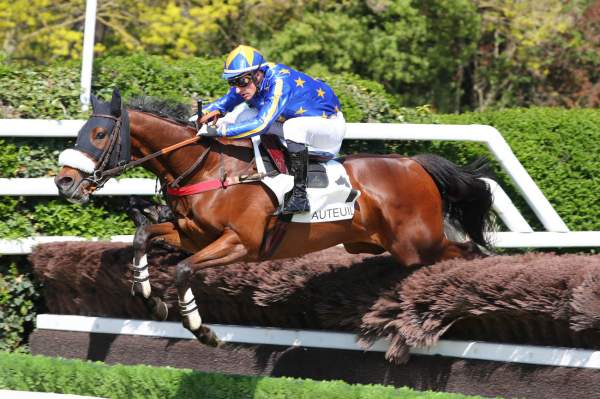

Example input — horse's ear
[110,88,122,117]
[90,94,100,111]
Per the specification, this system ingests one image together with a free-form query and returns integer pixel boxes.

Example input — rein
[101,135,202,180]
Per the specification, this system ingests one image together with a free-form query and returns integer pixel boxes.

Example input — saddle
[259,134,330,188]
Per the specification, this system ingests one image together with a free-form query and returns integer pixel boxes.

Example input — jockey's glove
[196,124,222,137]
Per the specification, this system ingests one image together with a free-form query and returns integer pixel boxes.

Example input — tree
[262,0,479,112]
[0,0,85,62]
[469,0,597,109]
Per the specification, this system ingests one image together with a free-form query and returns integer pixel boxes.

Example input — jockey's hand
[197,124,221,137]
[199,110,221,126]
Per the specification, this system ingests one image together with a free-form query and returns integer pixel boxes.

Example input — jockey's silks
[204,63,342,139]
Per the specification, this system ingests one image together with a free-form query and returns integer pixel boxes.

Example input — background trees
[0,0,597,112]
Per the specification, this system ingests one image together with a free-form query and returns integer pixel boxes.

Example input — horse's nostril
[56,176,74,190]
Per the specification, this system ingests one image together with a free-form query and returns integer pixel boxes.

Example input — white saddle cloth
[252,136,360,223]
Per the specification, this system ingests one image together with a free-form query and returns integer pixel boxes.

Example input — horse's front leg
[132,221,182,320]
[175,228,248,347]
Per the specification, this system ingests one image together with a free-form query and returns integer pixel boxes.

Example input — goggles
[228,73,253,88]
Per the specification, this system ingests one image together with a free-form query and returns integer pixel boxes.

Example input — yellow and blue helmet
[222,45,265,80]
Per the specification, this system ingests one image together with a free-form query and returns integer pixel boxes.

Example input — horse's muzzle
[54,174,90,204]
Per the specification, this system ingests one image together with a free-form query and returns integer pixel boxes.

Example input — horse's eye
[96,131,106,140]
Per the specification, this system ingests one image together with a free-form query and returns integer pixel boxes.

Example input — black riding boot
[282,141,310,214]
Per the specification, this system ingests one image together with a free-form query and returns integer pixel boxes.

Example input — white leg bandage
[132,254,151,298]
[179,288,202,331]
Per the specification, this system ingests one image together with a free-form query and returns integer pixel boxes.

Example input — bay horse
[55,89,493,346]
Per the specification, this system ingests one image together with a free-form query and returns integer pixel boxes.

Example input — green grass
[0,352,494,399]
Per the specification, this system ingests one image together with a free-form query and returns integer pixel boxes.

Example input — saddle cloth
[252,136,361,223]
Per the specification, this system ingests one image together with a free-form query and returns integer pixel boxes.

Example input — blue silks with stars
[204,63,342,139]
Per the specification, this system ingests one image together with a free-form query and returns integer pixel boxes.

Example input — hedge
[0,54,403,123]
[436,108,600,232]
[0,352,484,399]
[0,262,38,351]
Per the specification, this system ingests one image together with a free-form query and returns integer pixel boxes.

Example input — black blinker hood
[74,92,130,169]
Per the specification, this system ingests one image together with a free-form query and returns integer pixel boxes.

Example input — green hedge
[383,108,600,232]
[0,54,401,123]
[436,108,600,231]
[0,262,38,351]
[0,352,484,399]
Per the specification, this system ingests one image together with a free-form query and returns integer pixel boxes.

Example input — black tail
[412,154,494,250]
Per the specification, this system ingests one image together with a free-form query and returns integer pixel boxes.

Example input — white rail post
[80,0,98,111]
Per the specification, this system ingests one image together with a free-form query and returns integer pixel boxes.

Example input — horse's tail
[412,154,494,250]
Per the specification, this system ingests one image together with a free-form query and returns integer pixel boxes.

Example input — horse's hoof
[151,297,169,321]
[196,326,221,348]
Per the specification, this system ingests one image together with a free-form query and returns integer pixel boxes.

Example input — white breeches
[218,103,346,156]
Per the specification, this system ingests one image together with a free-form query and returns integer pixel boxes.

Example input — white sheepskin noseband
[58,149,96,174]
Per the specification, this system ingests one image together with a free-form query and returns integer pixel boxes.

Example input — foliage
[470,0,600,110]
[0,1,85,61]
[0,0,300,61]
[0,138,72,178]
[0,61,86,119]
[0,1,598,112]
[92,54,226,104]
[263,1,480,111]
[0,197,135,239]
[320,72,403,123]
[0,352,486,399]
[0,263,38,351]
[0,54,399,122]
[31,199,135,238]
[434,108,600,231]
[0,197,35,239]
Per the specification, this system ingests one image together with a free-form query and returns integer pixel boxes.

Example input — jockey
[193,45,346,215]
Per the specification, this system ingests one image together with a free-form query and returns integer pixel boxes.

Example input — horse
[55,89,494,346]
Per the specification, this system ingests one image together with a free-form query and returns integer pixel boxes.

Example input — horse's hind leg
[381,214,447,267]
[175,228,248,347]
[132,221,181,320]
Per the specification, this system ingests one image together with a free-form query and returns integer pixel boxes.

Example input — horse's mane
[126,96,194,127]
